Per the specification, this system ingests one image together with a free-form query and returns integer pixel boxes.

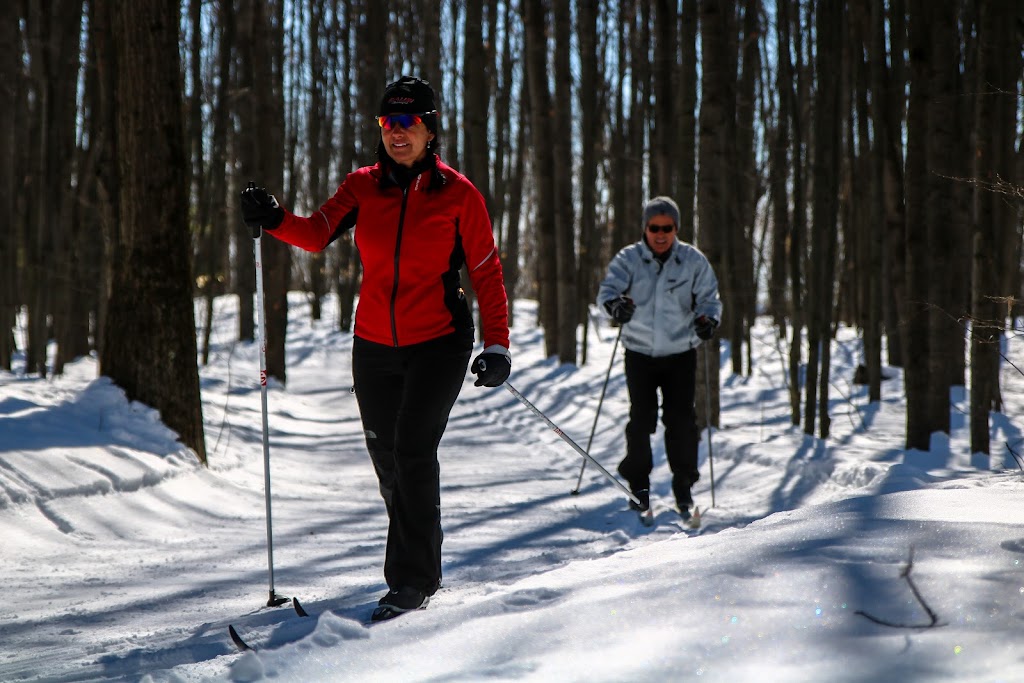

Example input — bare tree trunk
[504,118,526,328]
[188,0,204,239]
[463,0,489,212]
[52,0,90,374]
[578,0,601,364]
[234,2,257,343]
[496,0,521,326]
[697,0,733,427]
[970,0,1018,457]
[882,0,907,370]
[805,0,843,439]
[630,1,650,242]
[237,0,289,384]
[768,0,791,332]
[522,0,559,357]
[788,0,812,427]
[102,0,206,463]
[903,0,930,450]
[200,0,235,365]
[86,0,121,363]
[0,0,22,369]
[553,0,577,364]
[651,0,677,196]
[24,0,84,377]
[357,1,386,163]
[306,0,329,322]
[677,0,699,244]
[865,0,887,402]
[610,3,631,252]
[924,0,961,436]
[732,0,760,376]
[333,0,359,333]
[461,0,490,340]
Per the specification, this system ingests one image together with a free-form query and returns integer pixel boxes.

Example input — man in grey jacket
[597,196,722,518]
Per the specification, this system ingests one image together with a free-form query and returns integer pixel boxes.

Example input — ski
[228,624,253,652]
[628,497,702,530]
[679,505,702,529]
[228,597,309,652]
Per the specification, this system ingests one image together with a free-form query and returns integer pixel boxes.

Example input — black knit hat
[379,76,437,116]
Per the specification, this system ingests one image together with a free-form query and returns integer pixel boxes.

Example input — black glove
[695,315,718,341]
[604,295,635,324]
[240,183,285,236]
[471,348,511,387]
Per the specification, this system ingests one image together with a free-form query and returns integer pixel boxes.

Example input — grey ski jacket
[597,238,722,357]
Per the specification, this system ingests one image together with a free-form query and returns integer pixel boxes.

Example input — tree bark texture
[102,0,207,463]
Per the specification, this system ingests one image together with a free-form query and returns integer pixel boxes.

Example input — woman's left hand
[471,347,511,387]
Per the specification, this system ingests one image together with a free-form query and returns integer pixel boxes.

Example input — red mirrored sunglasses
[376,111,436,130]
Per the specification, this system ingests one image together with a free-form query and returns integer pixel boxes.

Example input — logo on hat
[388,97,415,104]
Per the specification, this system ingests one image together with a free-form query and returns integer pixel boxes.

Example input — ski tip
[228,624,253,652]
[688,505,702,529]
[293,597,309,617]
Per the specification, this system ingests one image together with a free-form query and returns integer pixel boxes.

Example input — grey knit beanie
[642,196,680,227]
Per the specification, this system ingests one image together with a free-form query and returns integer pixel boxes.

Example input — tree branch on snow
[855,546,945,629]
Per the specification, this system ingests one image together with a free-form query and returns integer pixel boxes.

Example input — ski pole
[571,326,622,495]
[703,342,716,508]
[502,381,641,506]
[248,182,289,608]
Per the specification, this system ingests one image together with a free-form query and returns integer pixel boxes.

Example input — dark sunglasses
[376,111,436,130]
[646,223,676,234]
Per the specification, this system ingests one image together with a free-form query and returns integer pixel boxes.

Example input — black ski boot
[629,488,650,512]
[371,586,429,622]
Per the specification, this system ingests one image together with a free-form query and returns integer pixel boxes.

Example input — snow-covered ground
[1,294,1022,682]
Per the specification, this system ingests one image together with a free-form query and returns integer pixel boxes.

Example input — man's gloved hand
[695,315,718,341]
[605,295,635,324]
[471,346,511,387]
[240,184,285,233]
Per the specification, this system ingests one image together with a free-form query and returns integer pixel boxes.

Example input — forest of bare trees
[2,0,1022,463]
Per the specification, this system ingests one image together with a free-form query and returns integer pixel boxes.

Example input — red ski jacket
[269,157,510,350]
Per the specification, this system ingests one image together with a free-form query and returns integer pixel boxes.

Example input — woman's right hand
[240,183,284,233]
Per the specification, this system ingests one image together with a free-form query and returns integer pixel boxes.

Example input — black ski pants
[352,333,471,596]
[617,347,700,507]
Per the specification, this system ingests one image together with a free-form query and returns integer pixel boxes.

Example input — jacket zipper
[390,185,410,346]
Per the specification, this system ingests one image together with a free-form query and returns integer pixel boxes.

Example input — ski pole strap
[503,381,640,506]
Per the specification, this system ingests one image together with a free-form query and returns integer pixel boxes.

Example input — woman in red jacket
[241,76,510,621]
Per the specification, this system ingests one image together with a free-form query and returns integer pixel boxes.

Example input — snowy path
[1,296,1023,682]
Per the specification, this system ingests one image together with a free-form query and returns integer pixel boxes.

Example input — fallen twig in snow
[855,546,945,629]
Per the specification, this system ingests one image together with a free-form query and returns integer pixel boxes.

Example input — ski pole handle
[245,181,263,239]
